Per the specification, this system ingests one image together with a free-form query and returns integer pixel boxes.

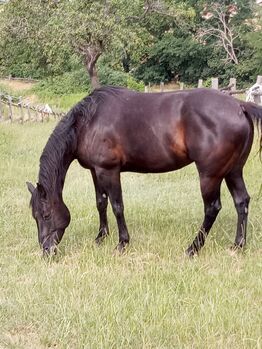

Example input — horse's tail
[240,101,262,155]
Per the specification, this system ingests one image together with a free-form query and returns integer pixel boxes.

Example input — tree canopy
[0,0,261,89]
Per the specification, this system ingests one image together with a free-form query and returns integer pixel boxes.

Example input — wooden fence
[1,75,261,124]
[145,75,262,105]
[0,93,65,123]
[1,75,40,83]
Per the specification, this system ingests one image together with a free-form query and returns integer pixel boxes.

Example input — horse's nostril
[43,246,50,255]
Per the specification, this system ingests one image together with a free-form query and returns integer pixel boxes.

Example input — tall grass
[0,121,261,349]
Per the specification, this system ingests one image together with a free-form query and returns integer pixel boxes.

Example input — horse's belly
[121,151,192,173]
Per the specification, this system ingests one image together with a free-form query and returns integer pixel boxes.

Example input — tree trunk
[83,45,102,90]
[87,63,100,90]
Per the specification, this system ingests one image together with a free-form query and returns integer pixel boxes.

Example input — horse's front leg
[91,170,109,245]
[95,167,130,253]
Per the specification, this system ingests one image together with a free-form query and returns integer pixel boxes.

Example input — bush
[98,66,128,86]
[33,66,144,97]
[98,65,144,91]
[127,76,144,91]
[33,68,91,96]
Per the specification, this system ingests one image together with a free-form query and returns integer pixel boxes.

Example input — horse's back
[76,87,253,174]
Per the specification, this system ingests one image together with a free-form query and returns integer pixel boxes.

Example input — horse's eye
[43,213,51,221]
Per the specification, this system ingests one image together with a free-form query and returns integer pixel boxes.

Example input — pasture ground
[0,120,261,349]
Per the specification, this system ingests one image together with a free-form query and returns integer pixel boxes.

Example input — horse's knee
[235,195,250,215]
[205,199,222,217]
[96,195,107,212]
[112,202,124,218]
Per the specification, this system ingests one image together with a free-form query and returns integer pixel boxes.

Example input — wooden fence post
[8,96,13,122]
[26,103,31,121]
[18,96,24,124]
[211,78,219,89]
[0,94,2,121]
[198,79,203,88]
[254,75,262,104]
[257,75,262,84]
[180,82,184,90]
[160,82,164,92]
[229,78,236,91]
[145,86,149,93]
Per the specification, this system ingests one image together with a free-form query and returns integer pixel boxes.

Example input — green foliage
[134,34,210,84]
[33,69,91,97]
[126,76,145,91]
[32,66,144,100]
[98,66,129,87]
[0,0,261,89]
[98,65,144,90]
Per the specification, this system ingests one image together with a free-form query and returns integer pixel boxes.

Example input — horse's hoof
[95,236,104,246]
[185,246,198,258]
[229,244,244,254]
[231,243,245,250]
[113,242,128,255]
[95,230,109,246]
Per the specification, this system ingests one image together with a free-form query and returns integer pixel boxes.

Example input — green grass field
[0,121,261,349]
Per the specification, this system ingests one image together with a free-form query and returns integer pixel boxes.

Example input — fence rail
[1,75,262,124]
[0,75,40,83]
[0,92,65,123]
[145,75,262,105]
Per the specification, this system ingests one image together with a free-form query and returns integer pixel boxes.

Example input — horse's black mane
[38,86,126,193]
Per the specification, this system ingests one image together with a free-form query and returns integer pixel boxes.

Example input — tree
[47,0,196,89]
[0,0,76,78]
[47,0,133,89]
[195,1,253,65]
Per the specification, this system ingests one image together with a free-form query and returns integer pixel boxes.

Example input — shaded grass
[0,121,261,349]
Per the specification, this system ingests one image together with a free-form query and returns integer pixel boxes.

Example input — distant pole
[229,78,236,91]
[145,86,149,93]
[160,82,164,92]
[180,82,184,90]
[211,78,219,89]
[149,82,151,92]
[198,79,203,88]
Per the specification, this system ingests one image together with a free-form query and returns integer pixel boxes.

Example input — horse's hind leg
[186,175,222,257]
[91,170,109,245]
[225,171,250,249]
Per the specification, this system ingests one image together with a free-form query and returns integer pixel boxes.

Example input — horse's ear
[26,182,35,195]
[37,183,47,200]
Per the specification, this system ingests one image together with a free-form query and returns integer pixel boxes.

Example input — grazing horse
[27,86,262,256]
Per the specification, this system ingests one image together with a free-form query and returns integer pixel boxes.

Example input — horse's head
[26,182,70,255]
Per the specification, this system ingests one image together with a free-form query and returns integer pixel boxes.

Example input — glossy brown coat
[27,87,262,256]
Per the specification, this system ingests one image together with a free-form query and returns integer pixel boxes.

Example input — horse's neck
[38,120,76,196]
[39,151,74,198]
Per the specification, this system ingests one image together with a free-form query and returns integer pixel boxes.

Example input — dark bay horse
[27,86,262,256]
